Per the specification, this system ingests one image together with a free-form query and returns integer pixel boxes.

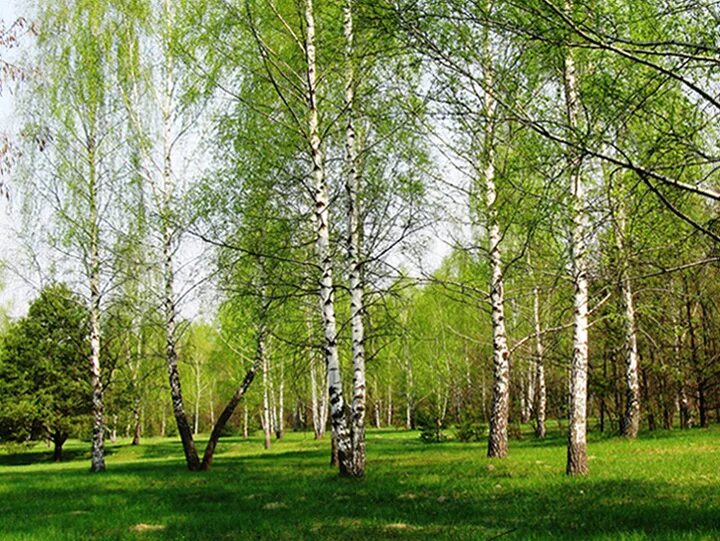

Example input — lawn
[0,426,718,540]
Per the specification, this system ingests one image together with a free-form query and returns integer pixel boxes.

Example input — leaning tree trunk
[344,0,367,478]
[199,353,262,470]
[304,0,352,476]
[88,133,106,474]
[481,29,511,459]
[563,0,590,475]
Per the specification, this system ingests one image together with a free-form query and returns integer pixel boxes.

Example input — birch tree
[21,0,136,472]
[562,0,589,475]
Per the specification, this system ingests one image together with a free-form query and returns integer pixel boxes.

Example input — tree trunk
[373,380,381,428]
[310,355,322,439]
[132,400,141,446]
[160,35,200,469]
[387,383,393,426]
[243,404,249,438]
[533,284,547,438]
[304,0,351,476]
[613,200,640,438]
[88,132,106,474]
[405,357,414,430]
[563,0,589,475]
[199,355,261,470]
[344,0,367,477]
[482,23,511,460]
[110,414,117,444]
[262,335,271,450]
[194,359,202,436]
[53,432,67,463]
[276,358,284,439]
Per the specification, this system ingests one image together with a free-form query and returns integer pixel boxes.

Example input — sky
[1,0,34,318]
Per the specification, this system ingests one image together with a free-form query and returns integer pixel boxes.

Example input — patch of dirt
[129,523,166,532]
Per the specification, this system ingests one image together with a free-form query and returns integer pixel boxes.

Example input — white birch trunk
[482,29,511,459]
[243,404,249,438]
[88,132,106,473]
[304,0,351,475]
[159,0,199,470]
[405,357,414,430]
[373,380,381,428]
[563,0,589,475]
[533,284,547,438]
[209,383,215,428]
[310,355,321,438]
[194,360,202,435]
[262,337,271,450]
[275,357,284,439]
[614,202,640,437]
[344,0,366,477]
[387,383,393,426]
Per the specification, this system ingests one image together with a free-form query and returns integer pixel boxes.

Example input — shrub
[415,410,447,443]
[455,414,487,442]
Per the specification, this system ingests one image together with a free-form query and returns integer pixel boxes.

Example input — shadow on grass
[0,434,718,540]
[0,445,118,466]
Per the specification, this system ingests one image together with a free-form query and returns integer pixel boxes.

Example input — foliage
[415,409,447,444]
[454,414,487,443]
[0,284,91,444]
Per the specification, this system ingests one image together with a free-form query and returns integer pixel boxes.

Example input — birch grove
[6,0,720,481]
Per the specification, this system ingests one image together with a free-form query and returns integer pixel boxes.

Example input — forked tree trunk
[199,354,261,470]
[304,0,352,476]
[53,432,67,463]
[482,24,511,460]
[344,0,367,477]
[563,0,590,475]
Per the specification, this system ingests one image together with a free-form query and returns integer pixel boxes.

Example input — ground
[0,425,718,540]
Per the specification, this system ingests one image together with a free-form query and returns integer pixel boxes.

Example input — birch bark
[304,0,352,475]
[482,27,511,460]
[533,284,547,438]
[88,131,106,473]
[344,0,367,477]
[563,0,590,475]
[614,201,640,438]
[159,12,200,468]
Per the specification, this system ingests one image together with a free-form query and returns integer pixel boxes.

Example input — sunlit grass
[1,425,718,539]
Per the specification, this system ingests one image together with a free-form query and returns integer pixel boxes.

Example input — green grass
[0,426,718,540]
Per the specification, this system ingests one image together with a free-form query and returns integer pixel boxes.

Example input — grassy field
[0,426,718,540]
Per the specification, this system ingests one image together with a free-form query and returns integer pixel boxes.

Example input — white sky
[1,0,33,318]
